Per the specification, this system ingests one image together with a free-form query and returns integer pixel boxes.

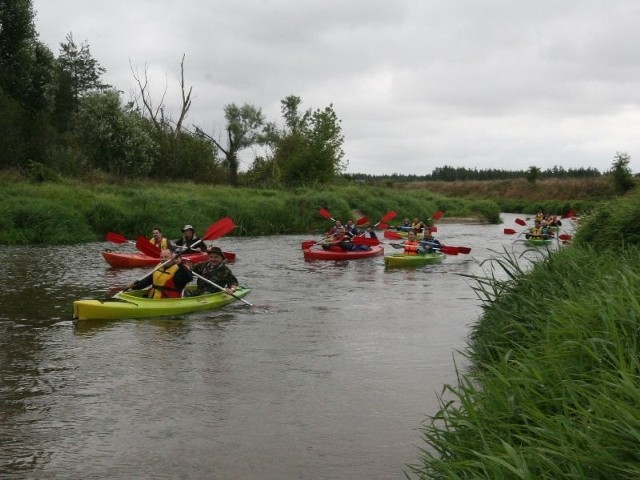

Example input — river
[0,213,557,479]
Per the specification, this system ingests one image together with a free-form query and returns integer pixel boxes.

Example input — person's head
[335,226,346,236]
[152,227,163,240]
[346,220,354,227]
[334,220,343,229]
[207,246,225,264]
[403,217,410,224]
[182,224,195,239]
[160,249,173,261]
[423,229,433,239]
[407,231,417,241]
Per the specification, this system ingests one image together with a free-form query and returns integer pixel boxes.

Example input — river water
[0,214,558,479]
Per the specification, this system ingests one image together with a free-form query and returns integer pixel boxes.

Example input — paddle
[174,217,236,253]
[319,208,336,222]
[515,218,527,226]
[432,210,444,220]
[352,236,460,255]
[388,241,459,256]
[189,271,253,306]
[106,232,135,245]
[384,230,404,240]
[136,236,161,257]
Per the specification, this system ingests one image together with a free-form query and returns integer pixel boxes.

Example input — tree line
[0,1,346,186]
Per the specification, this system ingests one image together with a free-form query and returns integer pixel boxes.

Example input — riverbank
[0,175,505,245]
[407,189,640,478]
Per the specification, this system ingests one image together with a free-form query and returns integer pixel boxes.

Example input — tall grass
[407,230,640,477]
[0,179,502,244]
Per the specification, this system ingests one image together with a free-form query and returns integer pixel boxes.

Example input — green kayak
[384,251,445,268]
[526,237,554,247]
[73,286,251,321]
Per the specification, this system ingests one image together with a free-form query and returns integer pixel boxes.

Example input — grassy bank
[407,189,640,479]
[0,174,502,245]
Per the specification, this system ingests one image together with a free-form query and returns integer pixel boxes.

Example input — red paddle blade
[384,230,403,240]
[456,246,472,254]
[318,208,335,221]
[515,218,527,226]
[356,216,369,226]
[432,210,444,220]
[351,236,380,246]
[203,217,235,241]
[429,226,438,233]
[301,240,317,249]
[376,223,389,230]
[136,236,161,257]
[440,246,459,255]
[562,210,577,219]
[558,234,572,241]
[379,210,397,225]
[504,228,517,235]
[106,232,129,244]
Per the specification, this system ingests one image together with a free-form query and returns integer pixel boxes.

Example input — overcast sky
[32,0,640,175]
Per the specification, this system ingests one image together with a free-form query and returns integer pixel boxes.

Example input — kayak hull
[384,252,445,267]
[73,286,250,321]
[102,250,235,268]
[303,244,384,261]
[526,238,553,247]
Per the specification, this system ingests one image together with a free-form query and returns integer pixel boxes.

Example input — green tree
[526,165,541,185]
[196,103,265,186]
[268,95,347,186]
[610,151,635,195]
[75,90,158,177]
[53,32,108,131]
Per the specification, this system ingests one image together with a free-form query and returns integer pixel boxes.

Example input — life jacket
[150,237,169,250]
[404,240,419,255]
[147,264,182,299]
[530,226,543,237]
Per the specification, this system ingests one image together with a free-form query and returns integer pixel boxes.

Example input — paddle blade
[504,228,517,235]
[356,216,369,226]
[106,232,130,244]
[562,210,577,219]
[515,218,527,226]
[376,223,389,230]
[136,236,161,257]
[439,246,459,255]
[203,217,235,241]
[351,236,380,246]
[301,240,317,250]
[558,234,572,241]
[318,208,335,221]
[378,210,397,225]
[384,230,403,240]
[456,246,472,254]
[432,210,444,220]
[429,226,438,233]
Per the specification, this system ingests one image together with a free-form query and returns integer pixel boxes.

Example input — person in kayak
[526,220,544,239]
[411,217,428,233]
[150,227,173,251]
[403,230,420,255]
[173,225,208,253]
[129,249,193,298]
[419,229,441,253]
[187,246,239,296]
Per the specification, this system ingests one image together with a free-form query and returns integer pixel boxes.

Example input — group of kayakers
[321,220,378,251]
[525,209,564,239]
[131,224,238,300]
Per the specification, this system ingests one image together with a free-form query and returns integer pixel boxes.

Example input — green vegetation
[0,174,501,244]
[407,189,640,479]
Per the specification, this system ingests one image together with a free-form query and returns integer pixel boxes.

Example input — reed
[407,238,640,478]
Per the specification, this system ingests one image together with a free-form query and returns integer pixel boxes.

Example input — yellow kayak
[73,286,251,321]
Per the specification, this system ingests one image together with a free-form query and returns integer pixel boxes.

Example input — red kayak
[102,250,236,268]
[302,244,384,261]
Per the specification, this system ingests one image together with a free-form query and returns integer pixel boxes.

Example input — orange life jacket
[404,240,419,255]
